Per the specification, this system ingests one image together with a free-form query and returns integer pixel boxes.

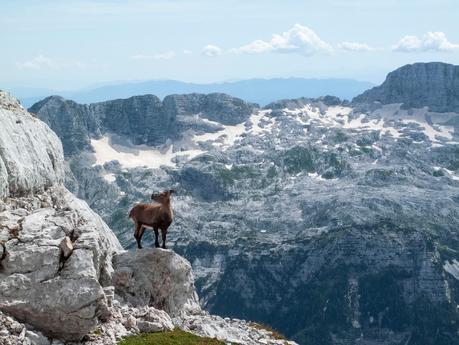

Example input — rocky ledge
[0,90,296,344]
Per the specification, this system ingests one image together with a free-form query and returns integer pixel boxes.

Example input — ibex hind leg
[161,228,167,249]
[154,228,160,248]
[134,222,144,249]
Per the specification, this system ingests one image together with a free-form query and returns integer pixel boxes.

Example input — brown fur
[129,189,175,249]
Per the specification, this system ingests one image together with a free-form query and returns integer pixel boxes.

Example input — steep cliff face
[0,91,295,345]
[163,93,255,125]
[353,62,459,112]
[0,91,123,341]
[29,93,255,156]
[0,92,64,197]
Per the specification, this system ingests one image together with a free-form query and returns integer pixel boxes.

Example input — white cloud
[393,32,459,52]
[202,45,222,57]
[231,24,333,56]
[16,55,83,70]
[338,41,374,52]
[130,51,176,60]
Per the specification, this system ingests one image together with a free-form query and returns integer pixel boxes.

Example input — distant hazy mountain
[353,62,459,112]
[16,78,373,108]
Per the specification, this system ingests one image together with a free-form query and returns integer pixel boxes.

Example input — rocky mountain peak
[30,93,256,156]
[0,91,23,110]
[353,62,459,112]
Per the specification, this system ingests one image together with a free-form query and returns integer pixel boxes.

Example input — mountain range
[22,62,459,345]
[10,78,373,108]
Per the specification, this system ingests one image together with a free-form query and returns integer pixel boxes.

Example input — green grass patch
[118,329,225,345]
[248,322,287,340]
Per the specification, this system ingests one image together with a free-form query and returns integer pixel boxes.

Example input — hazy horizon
[2,0,459,91]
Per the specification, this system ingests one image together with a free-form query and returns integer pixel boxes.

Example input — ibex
[129,190,175,249]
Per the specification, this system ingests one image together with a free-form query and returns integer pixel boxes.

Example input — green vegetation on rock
[118,329,225,345]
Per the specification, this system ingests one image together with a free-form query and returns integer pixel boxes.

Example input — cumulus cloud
[202,45,222,57]
[231,24,333,56]
[130,51,176,60]
[338,41,374,52]
[16,55,83,70]
[393,32,459,52]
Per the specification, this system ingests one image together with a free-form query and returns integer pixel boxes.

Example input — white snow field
[91,104,457,172]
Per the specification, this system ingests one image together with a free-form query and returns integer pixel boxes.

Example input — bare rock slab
[112,248,200,316]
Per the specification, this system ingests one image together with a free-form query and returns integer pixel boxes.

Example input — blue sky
[2,0,459,90]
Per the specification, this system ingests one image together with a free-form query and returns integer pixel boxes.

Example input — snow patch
[91,136,204,169]
[193,110,274,149]
[284,105,403,138]
[445,169,459,181]
[103,173,116,183]
[402,119,454,143]
[308,172,326,181]
[444,260,459,280]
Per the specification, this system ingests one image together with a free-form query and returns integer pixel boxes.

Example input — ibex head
[151,189,175,204]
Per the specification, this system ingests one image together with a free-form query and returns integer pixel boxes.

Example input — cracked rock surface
[0,186,122,341]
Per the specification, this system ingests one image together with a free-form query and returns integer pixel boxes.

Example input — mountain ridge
[13,77,373,108]
[353,62,459,112]
[29,93,255,156]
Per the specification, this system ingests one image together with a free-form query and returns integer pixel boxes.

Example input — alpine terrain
[28,62,459,345]
[0,91,297,344]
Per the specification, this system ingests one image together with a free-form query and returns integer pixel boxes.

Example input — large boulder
[112,248,200,316]
[0,187,122,341]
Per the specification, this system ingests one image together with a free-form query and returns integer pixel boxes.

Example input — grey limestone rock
[112,248,200,316]
[353,62,459,112]
[0,91,64,198]
[30,93,255,156]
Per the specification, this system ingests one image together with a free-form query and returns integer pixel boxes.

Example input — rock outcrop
[113,249,200,316]
[353,62,459,112]
[0,92,64,197]
[163,93,254,125]
[0,188,123,339]
[0,91,122,340]
[29,93,255,156]
[265,95,343,111]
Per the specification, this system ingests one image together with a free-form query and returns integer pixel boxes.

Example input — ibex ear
[151,193,156,200]
[169,189,176,195]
